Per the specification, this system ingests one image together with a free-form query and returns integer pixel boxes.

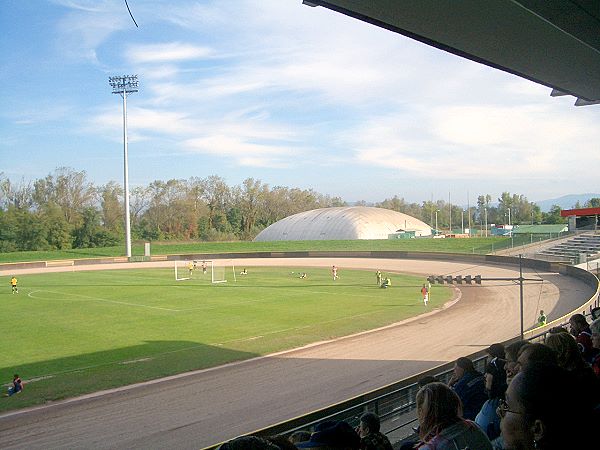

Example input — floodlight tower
[109,75,138,258]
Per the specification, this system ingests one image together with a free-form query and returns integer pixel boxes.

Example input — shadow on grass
[0,340,258,413]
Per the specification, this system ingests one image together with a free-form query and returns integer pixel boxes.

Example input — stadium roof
[561,206,600,217]
[303,1,600,106]
[254,206,432,241]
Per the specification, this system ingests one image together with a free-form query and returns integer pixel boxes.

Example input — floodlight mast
[109,75,138,258]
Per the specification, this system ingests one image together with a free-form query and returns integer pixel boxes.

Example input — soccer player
[187,261,194,277]
[10,276,18,294]
[421,284,429,306]
[376,270,382,286]
[202,261,207,274]
[332,265,338,281]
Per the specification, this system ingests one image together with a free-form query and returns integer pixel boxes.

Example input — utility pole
[109,75,138,258]
[427,254,542,340]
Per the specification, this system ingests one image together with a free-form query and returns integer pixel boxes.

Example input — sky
[1,0,599,205]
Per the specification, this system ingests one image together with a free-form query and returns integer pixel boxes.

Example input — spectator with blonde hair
[415,382,492,449]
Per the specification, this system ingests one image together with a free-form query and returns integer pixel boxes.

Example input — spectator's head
[591,318,600,350]
[296,421,360,450]
[417,375,437,388]
[416,382,462,442]
[591,306,600,321]
[500,365,587,449]
[452,356,475,380]
[505,340,528,385]
[486,343,505,360]
[357,412,380,438]
[544,331,586,370]
[569,313,589,335]
[547,326,569,335]
[484,360,507,399]
[516,343,557,371]
[288,431,311,445]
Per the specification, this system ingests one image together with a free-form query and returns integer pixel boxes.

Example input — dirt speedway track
[0,257,594,449]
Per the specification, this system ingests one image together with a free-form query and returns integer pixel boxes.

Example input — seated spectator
[545,331,591,372]
[515,343,558,371]
[297,421,360,449]
[356,412,393,450]
[591,318,600,377]
[547,326,569,335]
[5,374,23,397]
[499,365,591,449]
[475,359,507,440]
[486,343,505,363]
[415,382,492,449]
[569,313,595,362]
[546,328,600,404]
[504,340,528,385]
[447,357,487,420]
[418,375,437,388]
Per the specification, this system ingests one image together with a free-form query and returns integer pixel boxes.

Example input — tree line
[1,168,591,253]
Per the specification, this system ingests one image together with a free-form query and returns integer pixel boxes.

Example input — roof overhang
[303,1,600,106]
[561,207,600,217]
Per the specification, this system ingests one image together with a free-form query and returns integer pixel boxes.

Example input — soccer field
[0,266,451,411]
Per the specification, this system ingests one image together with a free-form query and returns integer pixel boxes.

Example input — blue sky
[1,0,599,204]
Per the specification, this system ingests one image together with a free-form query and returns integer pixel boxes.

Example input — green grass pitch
[0,266,451,411]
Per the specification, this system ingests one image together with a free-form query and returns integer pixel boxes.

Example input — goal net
[210,259,236,284]
[174,260,236,283]
[174,260,193,281]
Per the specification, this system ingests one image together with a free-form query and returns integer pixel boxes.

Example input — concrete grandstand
[254,206,432,241]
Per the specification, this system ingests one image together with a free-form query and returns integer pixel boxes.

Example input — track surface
[0,257,593,449]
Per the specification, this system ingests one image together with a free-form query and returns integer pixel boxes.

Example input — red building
[560,207,600,230]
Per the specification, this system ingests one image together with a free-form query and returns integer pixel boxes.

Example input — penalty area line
[26,288,181,312]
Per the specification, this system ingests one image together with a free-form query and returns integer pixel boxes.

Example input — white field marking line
[211,306,415,346]
[8,293,456,391]
[26,288,181,312]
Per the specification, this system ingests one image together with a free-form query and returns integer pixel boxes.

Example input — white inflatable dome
[254,206,432,241]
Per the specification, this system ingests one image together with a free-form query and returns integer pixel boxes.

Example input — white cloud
[184,135,292,169]
[349,101,600,181]
[127,42,213,64]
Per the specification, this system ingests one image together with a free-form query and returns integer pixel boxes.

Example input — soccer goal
[209,259,237,284]
[174,260,193,281]
[174,260,237,283]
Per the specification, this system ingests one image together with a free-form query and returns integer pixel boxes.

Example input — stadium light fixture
[427,256,543,339]
[109,75,138,258]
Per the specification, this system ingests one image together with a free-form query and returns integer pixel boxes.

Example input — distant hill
[534,194,600,212]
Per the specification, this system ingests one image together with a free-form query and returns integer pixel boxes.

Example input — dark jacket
[452,371,487,420]
[360,431,394,450]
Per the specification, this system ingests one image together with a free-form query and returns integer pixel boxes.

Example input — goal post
[174,259,237,283]
[174,260,191,281]
[211,259,237,284]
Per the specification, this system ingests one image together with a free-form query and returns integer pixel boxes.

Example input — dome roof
[254,206,432,241]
